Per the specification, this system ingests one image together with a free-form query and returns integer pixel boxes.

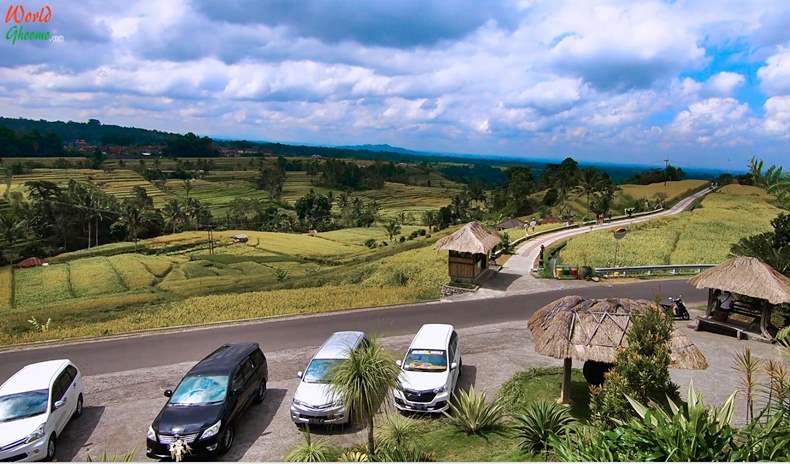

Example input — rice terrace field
[558,184,781,267]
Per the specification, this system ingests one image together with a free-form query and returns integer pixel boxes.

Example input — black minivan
[146,343,268,459]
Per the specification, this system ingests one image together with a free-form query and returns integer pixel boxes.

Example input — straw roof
[689,256,790,305]
[496,218,525,230]
[528,296,708,369]
[435,221,501,254]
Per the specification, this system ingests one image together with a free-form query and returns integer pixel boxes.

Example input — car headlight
[147,426,156,441]
[201,420,221,439]
[433,385,447,394]
[25,424,45,444]
[293,398,308,407]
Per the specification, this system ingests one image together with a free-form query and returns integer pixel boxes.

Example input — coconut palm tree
[329,338,400,456]
[575,168,602,212]
[162,199,187,234]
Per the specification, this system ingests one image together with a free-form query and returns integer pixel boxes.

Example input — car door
[240,357,257,407]
[63,365,79,415]
[228,365,247,420]
[50,370,71,433]
[448,332,460,388]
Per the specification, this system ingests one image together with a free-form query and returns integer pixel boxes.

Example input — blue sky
[0,0,788,169]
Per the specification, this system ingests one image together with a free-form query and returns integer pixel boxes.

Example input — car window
[170,375,229,405]
[303,358,342,383]
[53,371,70,402]
[251,350,265,367]
[65,365,78,383]
[231,368,245,390]
[0,390,49,422]
[403,349,447,372]
[449,332,458,361]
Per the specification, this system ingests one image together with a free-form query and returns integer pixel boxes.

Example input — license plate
[412,404,427,410]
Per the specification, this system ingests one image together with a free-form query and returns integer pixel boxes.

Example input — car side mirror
[450,362,458,370]
[163,389,172,398]
[53,399,66,410]
[296,371,303,379]
[395,360,402,367]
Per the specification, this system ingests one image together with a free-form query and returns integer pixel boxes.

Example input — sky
[0,0,789,170]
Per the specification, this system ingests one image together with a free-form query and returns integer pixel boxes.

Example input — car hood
[293,382,338,407]
[399,370,448,391]
[153,403,224,435]
[0,415,44,447]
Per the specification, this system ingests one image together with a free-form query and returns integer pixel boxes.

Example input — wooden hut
[435,222,501,283]
[495,218,525,231]
[528,296,707,404]
[689,256,790,341]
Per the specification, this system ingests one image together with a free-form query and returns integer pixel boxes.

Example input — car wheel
[254,379,267,404]
[74,394,84,418]
[44,435,56,461]
[219,424,234,454]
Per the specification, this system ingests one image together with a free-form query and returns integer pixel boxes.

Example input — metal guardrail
[594,264,715,277]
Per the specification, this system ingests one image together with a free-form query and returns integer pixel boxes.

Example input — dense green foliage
[444,386,506,435]
[0,127,65,157]
[625,164,685,185]
[732,212,790,275]
[513,400,574,456]
[285,430,332,462]
[590,309,678,427]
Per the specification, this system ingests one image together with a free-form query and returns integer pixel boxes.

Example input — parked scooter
[660,295,690,320]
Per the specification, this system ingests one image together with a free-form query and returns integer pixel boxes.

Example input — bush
[375,414,431,461]
[444,386,505,435]
[286,430,332,462]
[364,238,377,248]
[337,451,368,462]
[589,308,678,428]
[513,400,574,456]
[418,229,426,236]
[399,236,406,243]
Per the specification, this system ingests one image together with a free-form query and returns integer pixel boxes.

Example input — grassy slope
[559,184,780,267]
[0,267,12,311]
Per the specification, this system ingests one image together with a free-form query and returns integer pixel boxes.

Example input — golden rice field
[355,182,460,220]
[619,179,708,201]
[0,267,12,311]
[558,184,781,267]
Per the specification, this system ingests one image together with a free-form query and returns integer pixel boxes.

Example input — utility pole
[663,159,670,188]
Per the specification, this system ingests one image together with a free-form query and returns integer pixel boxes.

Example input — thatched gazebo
[435,222,501,283]
[689,256,790,340]
[528,296,708,404]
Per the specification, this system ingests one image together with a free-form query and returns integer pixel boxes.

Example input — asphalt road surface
[0,279,704,380]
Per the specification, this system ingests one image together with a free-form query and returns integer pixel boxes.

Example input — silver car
[290,331,367,425]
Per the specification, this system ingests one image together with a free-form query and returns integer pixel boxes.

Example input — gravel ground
[55,313,782,461]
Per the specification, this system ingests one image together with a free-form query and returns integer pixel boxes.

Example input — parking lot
[48,314,778,461]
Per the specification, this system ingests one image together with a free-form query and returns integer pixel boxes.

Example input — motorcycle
[660,296,690,320]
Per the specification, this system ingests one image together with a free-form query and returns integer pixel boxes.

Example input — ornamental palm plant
[329,338,400,456]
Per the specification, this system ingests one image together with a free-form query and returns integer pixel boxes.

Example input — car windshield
[303,359,342,383]
[403,349,447,372]
[169,375,228,406]
[0,390,49,422]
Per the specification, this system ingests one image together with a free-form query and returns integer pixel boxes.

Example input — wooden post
[559,357,573,404]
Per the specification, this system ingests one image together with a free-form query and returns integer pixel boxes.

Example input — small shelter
[16,257,46,268]
[689,256,790,341]
[435,222,501,283]
[496,218,525,231]
[528,296,707,404]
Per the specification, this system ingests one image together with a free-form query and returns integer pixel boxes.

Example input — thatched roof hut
[496,218,525,230]
[528,295,708,403]
[689,256,790,305]
[435,222,501,254]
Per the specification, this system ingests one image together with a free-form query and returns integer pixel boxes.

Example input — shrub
[364,238,377,248]
[375,414,430,462]
[444,386,505,435]
[513,400,574,457]
[589,308,678,428]
[398,236,406,243]
[418,229,426,236]
[337,451,368,462]
[286,429,331,462]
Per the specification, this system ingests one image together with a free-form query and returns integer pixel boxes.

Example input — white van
[394,324,461,413]
[290,331,368,425]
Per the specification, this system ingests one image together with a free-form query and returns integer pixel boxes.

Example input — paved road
[0,279,704,380]
[458,186,713,299]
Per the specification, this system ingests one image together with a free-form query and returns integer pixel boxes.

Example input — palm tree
[575,168,601,212]
[329,338,400,456]
[162,199,186,233]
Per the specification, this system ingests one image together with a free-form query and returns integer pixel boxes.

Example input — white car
[290,331,368,425]
[394,324,461,413]
[0,360,84,462]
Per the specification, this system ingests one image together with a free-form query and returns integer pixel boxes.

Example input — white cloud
[764,95,790,137]
[758,48,790,95]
